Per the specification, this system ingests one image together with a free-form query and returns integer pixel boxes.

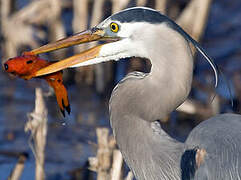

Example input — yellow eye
[110,22,119,33]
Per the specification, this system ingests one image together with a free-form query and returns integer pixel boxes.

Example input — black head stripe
[111,8,168,24]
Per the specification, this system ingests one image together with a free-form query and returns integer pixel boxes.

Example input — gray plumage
[105,7,241,180]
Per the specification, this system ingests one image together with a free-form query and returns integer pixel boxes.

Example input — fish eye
[4,63,8,71]
[110,22,119,33]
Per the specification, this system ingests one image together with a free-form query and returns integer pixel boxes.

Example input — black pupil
[112,24,116,30]
[27,60,33,64]
[4,63,8,70]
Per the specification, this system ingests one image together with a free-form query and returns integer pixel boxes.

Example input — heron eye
[110,22,119,33]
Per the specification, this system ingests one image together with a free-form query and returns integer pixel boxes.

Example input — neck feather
[109,23,193,180]
[109,70,187,179]
[109,103,185,179]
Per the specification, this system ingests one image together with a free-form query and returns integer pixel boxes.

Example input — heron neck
[110,107,185,179]
[146,25,194,120]
[109,71,188,179]
[109,24,193,179]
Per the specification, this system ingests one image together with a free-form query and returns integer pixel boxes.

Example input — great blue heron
[24,7,241,180]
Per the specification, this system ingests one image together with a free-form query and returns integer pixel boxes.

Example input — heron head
[30,7,218,88]
[31,7,171,77]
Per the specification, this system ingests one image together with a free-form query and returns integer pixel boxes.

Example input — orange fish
[3,53,70,117]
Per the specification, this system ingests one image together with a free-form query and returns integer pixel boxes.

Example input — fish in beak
[27,27,119,77]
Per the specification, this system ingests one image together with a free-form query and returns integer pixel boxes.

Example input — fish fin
[45,73,70,116]
[60,109,65,117]
[63,98,71,115]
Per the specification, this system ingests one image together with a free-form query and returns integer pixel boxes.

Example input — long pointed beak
[31,28,104,55]
[35,45,103,76]
[29,28,115,77]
